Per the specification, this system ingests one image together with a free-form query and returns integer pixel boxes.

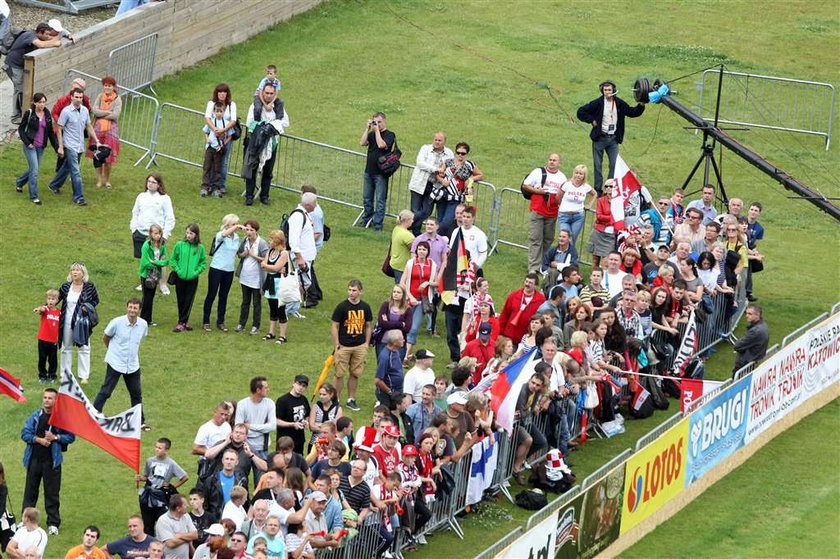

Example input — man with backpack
[285,192,318,307]
[243,80,288,206]
[521,153,567,273]
[3,22,61,124]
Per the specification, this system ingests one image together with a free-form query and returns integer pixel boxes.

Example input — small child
[201,102,231,197]
[336,415,354,452]
[33,289,61,383]
[254,64,281,96]
[136,438,189,531]
[397,445,428,549]
[221,485,248,529]
[372,472,403,555]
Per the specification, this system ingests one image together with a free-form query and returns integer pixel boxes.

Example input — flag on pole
[489,348,539,434]
[671,310,698,376]
[466,432,499,505]
[611,154,643,231]
[439,227,473,305]
[49,369,142,472]
[680,378,725,413]
[0,367,27,403]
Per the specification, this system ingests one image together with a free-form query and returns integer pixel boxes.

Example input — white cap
[47,19,64,33]
[205,523,225,536]
[446,391,468,406]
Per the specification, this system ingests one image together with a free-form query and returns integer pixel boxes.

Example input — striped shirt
[339,477,371,513]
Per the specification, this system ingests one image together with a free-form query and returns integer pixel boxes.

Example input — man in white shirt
[234,377,276,483]
[602,252,625,299]
[459,206,488,271]
[408,132,453,235]
[287,192,318,305]
[300,185,325,307]
[192,402,232,456]
[402,349,435,402]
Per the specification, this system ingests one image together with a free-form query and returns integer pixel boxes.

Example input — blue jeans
[410,185,435,235]
[437,200,458,237]
[407,303,424,344]
[393,270,403,285]
[50,148,85,201]
[219,142,232,191]
[17,145,44,200]
[362,172,388,230]
[592,134,619,194]
[558,211,586,247]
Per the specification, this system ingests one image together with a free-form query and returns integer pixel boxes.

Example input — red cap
[382,424,401,438]
[402,444,418,456]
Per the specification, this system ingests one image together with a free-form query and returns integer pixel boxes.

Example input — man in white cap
[402,348,435,402]
[445,391,475,448]
[304,491,340,549]
[47,19,76,43]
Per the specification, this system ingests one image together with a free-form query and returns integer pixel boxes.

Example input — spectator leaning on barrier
[733,304,769,374]
[359,112,397,232]
[521,153,566,273]
[4,23,61,125]
[576,80,645,195]
[408,132,453,235]
[243,80,288,206]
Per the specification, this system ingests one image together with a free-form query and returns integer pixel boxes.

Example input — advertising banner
[554,493,584,559]
[499,510,558,559]
[685,375,751,485]
[746,313,840,444]
[578,463,626,558]
[620,417,689,534]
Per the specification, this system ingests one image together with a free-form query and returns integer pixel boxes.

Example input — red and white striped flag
[611,154,642,231]
[0,367,27,403]
[49,369,142,472]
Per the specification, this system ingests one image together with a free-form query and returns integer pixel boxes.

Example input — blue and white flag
[466,431,499,505]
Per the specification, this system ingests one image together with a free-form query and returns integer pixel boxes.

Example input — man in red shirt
[372,424,401,484]
[521,153,566,272]
[461,323,495,384]
[50,77,92,121]
[498,273,547,342]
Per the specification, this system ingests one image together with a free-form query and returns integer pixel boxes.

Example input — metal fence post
[106,34,159,94]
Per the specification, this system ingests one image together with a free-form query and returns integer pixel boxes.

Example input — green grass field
[0,0,838,556]
[621,399,840,558]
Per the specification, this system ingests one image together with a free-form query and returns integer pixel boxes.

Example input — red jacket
[593,195,616,233]
[498,288,546,342]
[51,92,92,122]
[461,338,495,384]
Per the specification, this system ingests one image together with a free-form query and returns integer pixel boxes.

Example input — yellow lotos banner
[620,417,689,534]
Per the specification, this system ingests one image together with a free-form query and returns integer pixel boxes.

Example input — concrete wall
[24,0,322,101]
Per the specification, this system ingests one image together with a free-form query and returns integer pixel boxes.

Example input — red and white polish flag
[611,154,642,231]
[48,369,142,472]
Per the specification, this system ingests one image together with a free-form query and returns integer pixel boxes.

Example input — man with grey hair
[286,192,318,306]
[265,491,311,536]
[374,330,404,408]
[407,132,453,235]
[339,460,372,521]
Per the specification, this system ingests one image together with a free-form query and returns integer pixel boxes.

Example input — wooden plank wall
[25,0,322,102]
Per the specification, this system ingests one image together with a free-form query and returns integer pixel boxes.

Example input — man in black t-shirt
[331,279,372,412]
[275,375,311,454]
[358,112,396,231]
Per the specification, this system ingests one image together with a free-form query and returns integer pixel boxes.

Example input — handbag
[278,262,302,305]
[143,266,160,289]
[584,382,599,409]
[230,118,242,141]
[167,270,179,285]
[749,258,764,274]
[1,492,17,535]
[382,245,395,278]
[209,235,222,257]
[377,139,402,177]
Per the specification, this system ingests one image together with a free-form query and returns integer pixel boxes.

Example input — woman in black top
[15,92,58,204]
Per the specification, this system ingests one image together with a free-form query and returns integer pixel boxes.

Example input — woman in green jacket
[170,223,207,332]
[138,223,169,326]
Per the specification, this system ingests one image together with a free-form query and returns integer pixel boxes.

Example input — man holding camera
[358,112,396,231]
[576,80,645,195]
[521,153,566,272]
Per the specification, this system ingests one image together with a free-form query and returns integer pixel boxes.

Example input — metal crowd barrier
[314,514,387,559]
[634,412,682,451]
[474,526,525,559]
[64,69,160,166]
[106,33,159,94]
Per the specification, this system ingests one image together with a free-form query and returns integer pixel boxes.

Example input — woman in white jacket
[130,173,176,294]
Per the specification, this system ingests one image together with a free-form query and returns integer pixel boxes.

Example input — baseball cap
[478,322,492,339]
[205,524,225,536]
[294,374,310,386]
[309,490,328,502]
[47,19,64,33]
[415,349,435,360]
[382,424,401,438]
[657,244,670,252]
[71,77,87,90]
[446,391,468,406]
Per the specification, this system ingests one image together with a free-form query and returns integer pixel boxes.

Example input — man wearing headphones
[577,81,645,195]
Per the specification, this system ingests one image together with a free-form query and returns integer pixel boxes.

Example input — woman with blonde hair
[260,229,291,344]
[58,262,100,384]
[557,163,596,246]
[202,214,242,332]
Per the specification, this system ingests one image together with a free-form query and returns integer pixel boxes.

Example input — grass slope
[0,0,837,556]
[621,400,840,558]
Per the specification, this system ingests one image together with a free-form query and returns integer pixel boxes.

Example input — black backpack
[280,208,306,240]
[521,167,548,200]
[642,375,670,411]
[515,489,548,510]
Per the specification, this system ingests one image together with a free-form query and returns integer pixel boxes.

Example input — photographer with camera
[358,112,397,231]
